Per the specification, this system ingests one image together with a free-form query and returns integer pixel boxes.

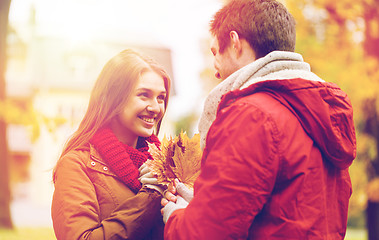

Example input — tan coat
[52,144,164,240]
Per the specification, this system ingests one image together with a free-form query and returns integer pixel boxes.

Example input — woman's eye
[157,95,166,102]
[138,92,149,98]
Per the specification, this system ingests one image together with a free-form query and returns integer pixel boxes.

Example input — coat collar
[89,144,108,165]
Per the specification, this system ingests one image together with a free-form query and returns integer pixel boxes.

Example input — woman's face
[112,70,167,147]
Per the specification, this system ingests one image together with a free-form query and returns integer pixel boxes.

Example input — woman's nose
[147,99,160,113]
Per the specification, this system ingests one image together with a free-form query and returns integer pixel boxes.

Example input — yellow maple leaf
[146,131,202,189]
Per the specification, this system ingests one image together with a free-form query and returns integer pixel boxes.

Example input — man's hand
[161,179,194,223]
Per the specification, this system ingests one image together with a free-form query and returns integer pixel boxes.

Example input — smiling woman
[111,71,167,148]
[51,49,171,240]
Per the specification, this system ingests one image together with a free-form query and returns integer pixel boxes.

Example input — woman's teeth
[141,117,154,123]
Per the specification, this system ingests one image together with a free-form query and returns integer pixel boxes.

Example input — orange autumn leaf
[146,131,202,189]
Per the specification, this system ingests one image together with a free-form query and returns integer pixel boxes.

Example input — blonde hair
[59,49,171,159]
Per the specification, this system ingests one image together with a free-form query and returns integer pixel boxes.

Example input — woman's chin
[139,129,154,138]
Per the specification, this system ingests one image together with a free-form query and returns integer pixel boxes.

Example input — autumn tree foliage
[286,0,379,236]
[0,0,13,229]
[0,0,65,229]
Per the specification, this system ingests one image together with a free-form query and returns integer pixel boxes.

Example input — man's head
[210,0,296,80]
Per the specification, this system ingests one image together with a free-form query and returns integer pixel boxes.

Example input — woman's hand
[138,163,166,194]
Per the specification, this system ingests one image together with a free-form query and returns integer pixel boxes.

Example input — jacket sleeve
[52,152,163,240]
[164,102,281,239]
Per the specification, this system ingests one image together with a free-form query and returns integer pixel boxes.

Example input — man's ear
[229,30,256,62]
[229,31,242,54]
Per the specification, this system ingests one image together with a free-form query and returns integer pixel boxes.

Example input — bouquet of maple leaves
[146,131,202,189]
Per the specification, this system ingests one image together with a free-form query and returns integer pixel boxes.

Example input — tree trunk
[367,200,379,240]
[0,0,13,229]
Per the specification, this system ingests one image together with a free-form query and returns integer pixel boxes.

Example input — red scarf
[90,127,160,193]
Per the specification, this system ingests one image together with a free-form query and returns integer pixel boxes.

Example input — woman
[52,49,171,240]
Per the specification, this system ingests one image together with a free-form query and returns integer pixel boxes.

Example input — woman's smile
[139,115,156,125]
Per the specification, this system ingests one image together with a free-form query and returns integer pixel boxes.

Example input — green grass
[345,228,367,240]
[0,227,56,240]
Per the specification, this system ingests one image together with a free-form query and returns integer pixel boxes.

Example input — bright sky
[9,0,223,120]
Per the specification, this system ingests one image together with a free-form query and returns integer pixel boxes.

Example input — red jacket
[165,79,356,239]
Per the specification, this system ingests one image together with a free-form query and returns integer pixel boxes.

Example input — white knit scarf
[198,51,324,150]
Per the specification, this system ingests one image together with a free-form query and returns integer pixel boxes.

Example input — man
[161,0,356,239]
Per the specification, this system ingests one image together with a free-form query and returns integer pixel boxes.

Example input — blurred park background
[0,0,378,239]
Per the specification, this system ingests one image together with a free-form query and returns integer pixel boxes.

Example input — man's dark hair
[210,0,296,59]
